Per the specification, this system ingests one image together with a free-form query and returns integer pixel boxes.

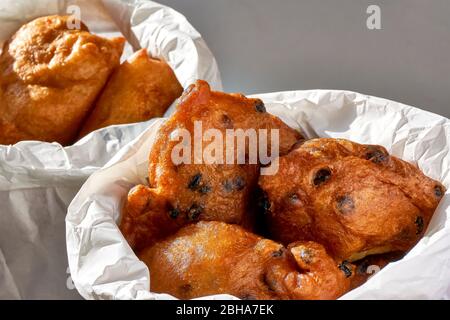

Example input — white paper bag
[66,89,450,300]
[0,0,221,299]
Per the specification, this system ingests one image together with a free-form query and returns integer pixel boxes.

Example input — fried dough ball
[120,80,302,251]
[259,138,446,261]
[139,221,351,300]
[0,15,124,145]
[78,48,182,137]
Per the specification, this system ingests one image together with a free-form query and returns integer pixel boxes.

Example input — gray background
[160,0,450,118]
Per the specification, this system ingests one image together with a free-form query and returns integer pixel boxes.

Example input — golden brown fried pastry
[120,80,302,251]
[78,49,182,137]
[139,221,351,300]
[0,15,124,145]
[259,138,445,261]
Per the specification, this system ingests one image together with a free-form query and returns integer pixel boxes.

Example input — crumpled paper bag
[0,0,221,299]
[67,89,450,300]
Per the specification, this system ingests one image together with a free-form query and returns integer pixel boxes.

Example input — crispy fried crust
[139,221,351,300]
[120,80,302,251]
[78,49,182,137]
[259,138,445,261]
[0,15,124,145]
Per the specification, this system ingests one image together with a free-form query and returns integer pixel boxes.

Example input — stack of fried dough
[0,15,183,145]
[3,15,444,301]
[120,80,446,300]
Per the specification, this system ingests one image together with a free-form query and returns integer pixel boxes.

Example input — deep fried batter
[139,221,351,300]
[78,48,182,137]
[0,15,124,145]
[259,138,445,261]
[120,80,302,251]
